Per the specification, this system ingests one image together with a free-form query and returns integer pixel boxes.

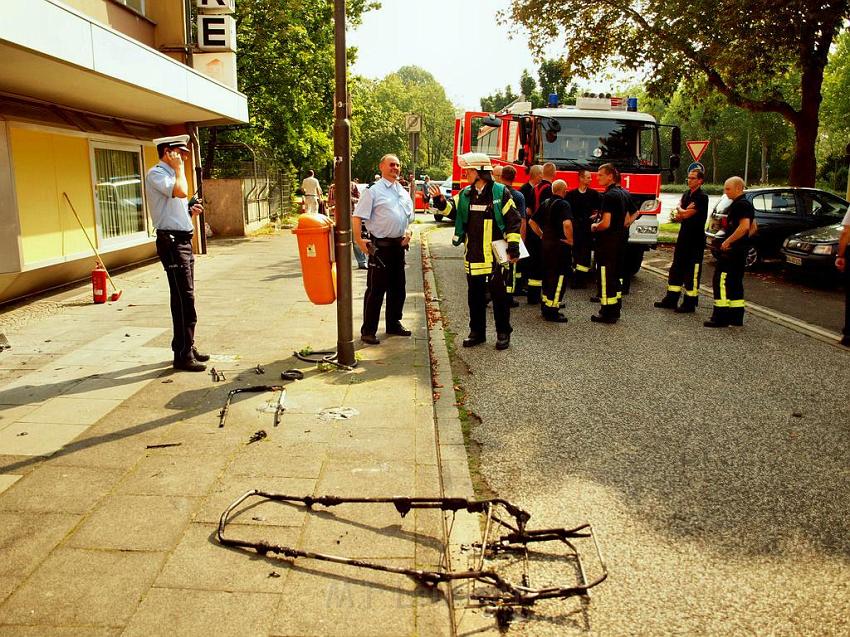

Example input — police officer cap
[153,134,191,152]
[458,152,493,172]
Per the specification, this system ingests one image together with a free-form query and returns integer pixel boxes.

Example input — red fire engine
[449,95,681,274]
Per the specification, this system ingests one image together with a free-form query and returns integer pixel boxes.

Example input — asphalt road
[424,220,849,636]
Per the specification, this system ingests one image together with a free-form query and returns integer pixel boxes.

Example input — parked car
[780,223,843,274]
[705,187,848,268]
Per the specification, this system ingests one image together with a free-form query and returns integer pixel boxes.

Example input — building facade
[0,0,248,303]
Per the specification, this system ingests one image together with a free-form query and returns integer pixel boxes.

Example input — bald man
[705,176,753,328]
[537,179,574,322]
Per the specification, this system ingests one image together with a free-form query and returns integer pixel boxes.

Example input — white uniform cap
[153,134,191,151]
[458,152,493,171]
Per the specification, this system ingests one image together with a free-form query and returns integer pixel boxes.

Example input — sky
[348,0,549,111]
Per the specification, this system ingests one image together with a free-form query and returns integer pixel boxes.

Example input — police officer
[352,154,415,345]
[655,168,709,312]
[146,135,209,371]
[705,176,753,328]
[432,153,521,350]
[590,163,627,324]
[565,169,601,288]
[537,180,573,322]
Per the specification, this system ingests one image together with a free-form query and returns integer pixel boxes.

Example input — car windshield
[541,117,660,169]
[713,195,732,214]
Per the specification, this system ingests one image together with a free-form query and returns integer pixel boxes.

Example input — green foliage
[503,0,850,186]
[480,85,519,112]
[351,66,457,181]
[207,0,377,175]
[480,59,578,111]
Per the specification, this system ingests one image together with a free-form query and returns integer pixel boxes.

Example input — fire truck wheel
[624,245,646,276]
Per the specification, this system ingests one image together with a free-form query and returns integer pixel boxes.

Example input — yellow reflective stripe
[466,262,491,274]
[719,271,728,305]
[600,265,609,304]
[505,232,521,243]
[575,264,590,272]
[729,299,746,308]
[502,197,515,215]
[483,219,493,269]
[667,285,683,292]
[527,279,542,287]
[552,275,564,306]
[691,263,700,292]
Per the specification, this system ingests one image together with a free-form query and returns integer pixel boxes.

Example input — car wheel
[433,213,443,222]
[744,245,761,269]
[624,244,645,276]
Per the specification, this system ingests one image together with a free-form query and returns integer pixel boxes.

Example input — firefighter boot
[703,308,730,328]
[654,291,680,309]
[462,332,486,348]
[495,333,511,350]
[729,307,745,326]
[675,296,698,313]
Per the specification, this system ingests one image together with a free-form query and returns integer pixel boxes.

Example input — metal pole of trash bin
[332,0,355,367]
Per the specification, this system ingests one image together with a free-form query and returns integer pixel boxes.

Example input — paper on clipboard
[491,239,529,264]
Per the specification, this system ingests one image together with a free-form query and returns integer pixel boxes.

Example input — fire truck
[445,95,681,274]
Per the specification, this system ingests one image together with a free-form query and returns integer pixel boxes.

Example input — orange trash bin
[292,212,336,305]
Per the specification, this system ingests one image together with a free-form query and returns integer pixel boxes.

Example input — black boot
[675,296,698,313]
[462,332,486,347]
[729,308,745,326]
[654,291,679,309]
[495,333,511,350]
[703,307,730,328]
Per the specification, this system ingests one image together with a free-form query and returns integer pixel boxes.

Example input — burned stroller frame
[217,490,607,610]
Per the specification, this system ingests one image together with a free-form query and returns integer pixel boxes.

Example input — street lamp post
[332,0,355,367]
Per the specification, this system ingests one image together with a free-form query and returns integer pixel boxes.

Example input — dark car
[705,187,848,268]
[780,223,843,274]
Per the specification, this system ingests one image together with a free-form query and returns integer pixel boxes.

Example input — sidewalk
[0,230,489,636]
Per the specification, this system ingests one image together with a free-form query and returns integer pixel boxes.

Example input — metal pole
[743,127,750,184]
[333,0,355,367]
[188,123,207,254]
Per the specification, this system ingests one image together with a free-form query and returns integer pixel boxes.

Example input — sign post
[406,114,421,201]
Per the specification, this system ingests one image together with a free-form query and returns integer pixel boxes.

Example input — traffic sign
[405,114,422,133]
[686,140,710,162]
[687,161,705,174]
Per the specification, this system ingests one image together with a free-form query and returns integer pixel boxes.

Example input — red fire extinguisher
[92,261,108,304]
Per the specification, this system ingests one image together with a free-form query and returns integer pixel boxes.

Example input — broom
[62,192,123,301]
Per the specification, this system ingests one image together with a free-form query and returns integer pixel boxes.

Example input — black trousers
[572,223,592,286]
[156,230,197,360]
[361,240,406,336]
[523,231,543,303]
[467,267,511,336]
[667,241,705,303]
[843,245,850,338]
[711,252,746,322]
[596,239,621,318]
[542,243,571,315]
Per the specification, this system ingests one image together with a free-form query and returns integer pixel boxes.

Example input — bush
[661,183,726,195]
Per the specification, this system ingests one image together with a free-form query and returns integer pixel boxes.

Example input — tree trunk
[788,115,818,187]
[760,140,768,184]
[711,141,717,183]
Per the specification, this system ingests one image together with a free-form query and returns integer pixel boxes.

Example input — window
[91,144,148,244]
[751,191,797,216]
[114,0,145,14]
[541,118,659,169]
[470,117,501,157]
[800,192,847,220]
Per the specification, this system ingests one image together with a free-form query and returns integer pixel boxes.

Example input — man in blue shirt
[146,134,208,371]
[352,154,414,345]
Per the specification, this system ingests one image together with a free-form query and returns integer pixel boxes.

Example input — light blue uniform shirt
[353,178,414,238]
[145,161,193,232]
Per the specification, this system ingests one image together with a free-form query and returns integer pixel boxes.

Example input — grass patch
[658,222,680,244]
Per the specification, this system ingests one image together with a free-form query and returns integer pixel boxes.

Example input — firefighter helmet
[458,152,493,172]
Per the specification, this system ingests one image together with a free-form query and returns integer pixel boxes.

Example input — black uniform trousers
[542,242,571,316]
[361,238,406,336]
[667,240,705,305]
[842,245,849,338]
[467,266,511,337]
[156,230,197,361]
[711,250,746,325]
[617,231,631,294]
[571,222,592,287]
[523,231,543,304]
[596,237,622,318]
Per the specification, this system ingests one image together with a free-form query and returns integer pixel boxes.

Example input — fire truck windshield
[541,117,660,171]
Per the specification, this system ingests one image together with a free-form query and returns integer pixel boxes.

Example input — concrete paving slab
[0,475,21,495]
[121,588,279,637]
[226,445,325,480]
[0,575,18,607]
[114,452,228,497]
[0,421,90,457]
[0,548,164,627]
[194,476,317,526]
[270,559,421,637]
[66,494,197,551]
[16,397,121,426]
[0,627,120,637]
[299,506,421,559]
[327,426,416,462]
[0,376,88,406]
[0,464,121,514]
[43,430,154,469]
[157,522,297,593]
[0,405,40,431]
[66,376,157,401]
[0,511,79,577]
[316,460,416,498]
[0,456,44,477]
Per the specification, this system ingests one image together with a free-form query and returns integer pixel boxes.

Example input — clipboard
[491,239,529,265]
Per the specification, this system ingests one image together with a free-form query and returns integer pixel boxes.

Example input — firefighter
[537,180,573,322]
[565,168,601,288]
[520,165,545,304]
[590,163,627,324]
[655,168,709,312]
[705,176,753,328]
[432,153,521,349]
[494,164,526,308]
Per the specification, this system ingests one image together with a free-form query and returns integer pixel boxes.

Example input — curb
[642,263,845,347]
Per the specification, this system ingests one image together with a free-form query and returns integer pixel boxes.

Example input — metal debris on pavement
[273,388,286,427]
[248,430,267,444]
[216,491,607,620]
[145,442,183,449]
[317,407,359,421]
[0,333,10,351]
[210,367,226,382]
[281,369,305,381]
[255,364,265,375]
[218,385,285,428]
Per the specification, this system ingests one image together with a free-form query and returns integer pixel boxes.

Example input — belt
[372,237,403,247]
[157,229,193,238]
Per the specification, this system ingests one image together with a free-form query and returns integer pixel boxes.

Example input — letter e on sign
[198,15,237,51]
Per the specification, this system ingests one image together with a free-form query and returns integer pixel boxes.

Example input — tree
[480,85,519,112]
[819,28,850,185]
[504,0,849,186]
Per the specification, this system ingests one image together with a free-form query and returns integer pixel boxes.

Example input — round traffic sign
[687,161,705,174]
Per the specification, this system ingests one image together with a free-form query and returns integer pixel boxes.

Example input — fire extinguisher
[92,261,108,304]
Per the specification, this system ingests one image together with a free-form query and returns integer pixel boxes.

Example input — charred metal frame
[216,490,607,608]
[218,385,284,428]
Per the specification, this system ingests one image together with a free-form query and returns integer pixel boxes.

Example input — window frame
[751,191,798,216]
[112,0,146,16]
[89,140,150,249]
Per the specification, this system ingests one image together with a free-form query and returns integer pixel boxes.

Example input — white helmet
[458,152,493,172]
